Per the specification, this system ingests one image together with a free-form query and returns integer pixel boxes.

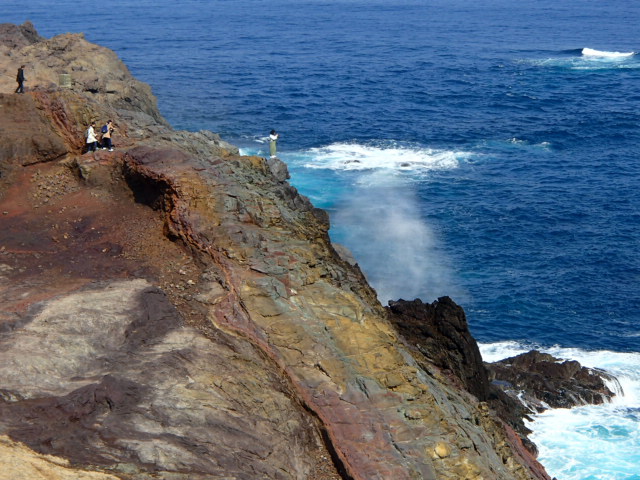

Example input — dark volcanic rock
[386,298,554,471]
[387,297,491,402]
[486,350,618,412]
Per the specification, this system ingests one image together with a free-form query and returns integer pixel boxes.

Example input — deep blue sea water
[3,1,640,478]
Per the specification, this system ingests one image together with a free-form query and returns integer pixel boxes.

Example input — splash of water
[278,141,472,304]
[331,170,464,303]
[480,342,640,480]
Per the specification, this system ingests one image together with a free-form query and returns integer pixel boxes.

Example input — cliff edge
[0,22,551,480]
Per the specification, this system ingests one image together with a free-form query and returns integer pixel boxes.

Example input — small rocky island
[0,22,616,480]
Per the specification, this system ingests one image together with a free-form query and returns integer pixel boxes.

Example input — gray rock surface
[1,280,328,479]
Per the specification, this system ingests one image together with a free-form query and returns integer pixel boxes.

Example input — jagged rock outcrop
[1,23,554,480]
[0,22,43,51]
[385,298,541,460]
[387,297,492,401]
[486,350,617,412]
[0,21,163,126]
[385,299,621,460]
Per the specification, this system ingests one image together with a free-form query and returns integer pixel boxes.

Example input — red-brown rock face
[0,23,552,480]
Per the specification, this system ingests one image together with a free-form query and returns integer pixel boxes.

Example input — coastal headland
[0,22,614,480]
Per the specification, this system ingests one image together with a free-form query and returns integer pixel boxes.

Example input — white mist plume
[333,171,464,304]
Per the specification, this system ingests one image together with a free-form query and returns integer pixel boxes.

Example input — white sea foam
[480,342,640,480]
[527,48,639,71]
[582,47,635,58]
[478,340,533,362]
[529,404,640,480]
[302,142,471,173]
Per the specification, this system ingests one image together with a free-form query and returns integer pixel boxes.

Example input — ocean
[3,1,640,478]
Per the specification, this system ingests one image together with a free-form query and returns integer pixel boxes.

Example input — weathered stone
[433,442,452,459]
[486,350,617,412]
[0,22,43,50]
[0,280,328,479]
[0,435,121,480]
[267,156,291,182]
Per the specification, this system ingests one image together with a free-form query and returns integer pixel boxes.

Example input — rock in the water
[486,350,618,412]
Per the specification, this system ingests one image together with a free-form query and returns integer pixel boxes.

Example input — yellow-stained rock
[434,442,452,459]
[0,436,122,480]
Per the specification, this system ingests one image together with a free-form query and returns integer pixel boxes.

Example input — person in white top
[269,130,279,158]
[86,122,98,153]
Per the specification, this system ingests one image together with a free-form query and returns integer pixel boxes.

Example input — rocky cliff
[0,22,556,480]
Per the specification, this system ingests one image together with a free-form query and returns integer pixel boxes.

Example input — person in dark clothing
[15,65,26,93]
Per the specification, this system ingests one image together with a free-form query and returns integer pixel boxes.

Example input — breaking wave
[526,47,639,70]
[582,47,635,58]
[480,342,640,480]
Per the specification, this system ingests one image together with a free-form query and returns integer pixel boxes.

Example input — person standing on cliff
[85,122,98,153]
[15,65,26,93]
[101,120,115,151]
[269,129,279,158]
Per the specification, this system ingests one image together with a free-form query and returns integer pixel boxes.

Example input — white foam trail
[527,51,640,71]
[582,47,635,58]
[480,342,640,480]
[303,142,471,173]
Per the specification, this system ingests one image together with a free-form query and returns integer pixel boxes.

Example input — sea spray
[332,170,462,303]
[281,142,471,304]
[527,48,640,70]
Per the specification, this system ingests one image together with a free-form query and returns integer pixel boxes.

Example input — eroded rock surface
[0,23,553,480]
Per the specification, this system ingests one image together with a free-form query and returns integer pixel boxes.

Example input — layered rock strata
[0,22,556,480]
